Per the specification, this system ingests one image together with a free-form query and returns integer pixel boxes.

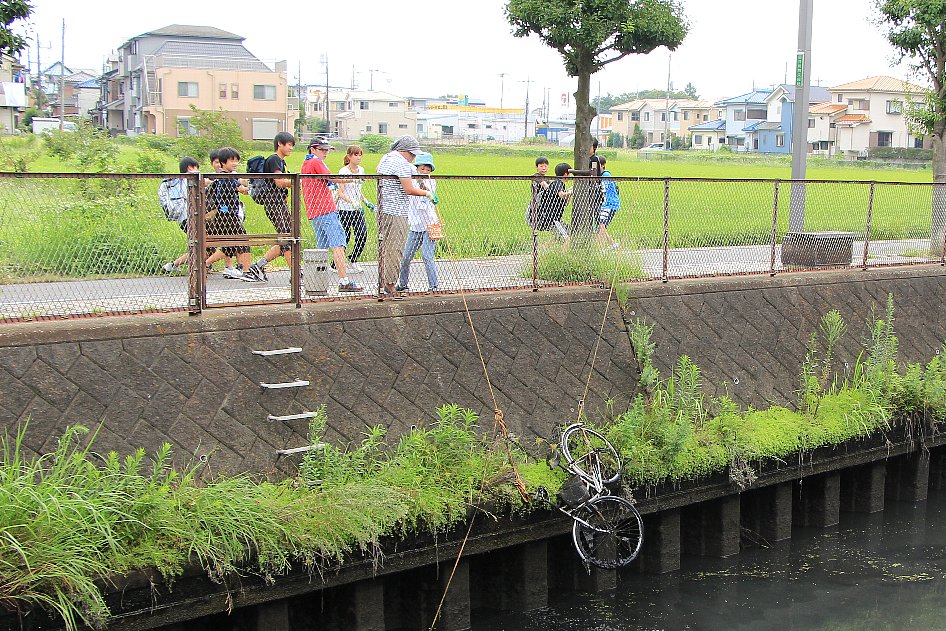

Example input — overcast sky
[24,0,913,115]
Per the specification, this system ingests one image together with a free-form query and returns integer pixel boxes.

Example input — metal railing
[0,172,942,323]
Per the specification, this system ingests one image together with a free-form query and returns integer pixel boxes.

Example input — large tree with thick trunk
[505,0,687,169]
[875,0,946,255]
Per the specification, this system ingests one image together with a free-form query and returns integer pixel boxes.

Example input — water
[474,489,946,631]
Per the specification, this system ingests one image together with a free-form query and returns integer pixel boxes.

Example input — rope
[576,253,621,423]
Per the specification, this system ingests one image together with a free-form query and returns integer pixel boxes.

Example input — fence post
[291,174,302,308]
[186,172,202,315]
[662,178,670,283]
[770,180,780,276]
[531,183,539,291]
[862,181,875,271]
[377,178,385,301]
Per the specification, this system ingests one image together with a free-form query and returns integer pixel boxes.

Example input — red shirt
[301,156,336,219]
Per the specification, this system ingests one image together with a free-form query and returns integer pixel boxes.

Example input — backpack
[246,155,267,202]
[158,178,187,223]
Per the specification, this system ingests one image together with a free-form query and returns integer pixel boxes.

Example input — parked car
[639,142,668,152]
[31,117,77,134]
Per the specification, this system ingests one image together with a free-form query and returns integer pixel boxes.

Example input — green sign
[795,53,805,88]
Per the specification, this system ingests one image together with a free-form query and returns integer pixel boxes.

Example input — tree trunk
[570,64,597,238]
[931,121,946,258]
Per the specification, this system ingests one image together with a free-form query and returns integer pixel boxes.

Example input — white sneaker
[609,242,621,250]
[162,262,182,273]
[347,262,365,274]
[222,266,244,280]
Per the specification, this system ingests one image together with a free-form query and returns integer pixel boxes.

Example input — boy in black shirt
[249,131,296,281]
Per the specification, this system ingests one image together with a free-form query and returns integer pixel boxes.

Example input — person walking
[396,153,440,293]
[376,135,437,296]
[336,144,374,271]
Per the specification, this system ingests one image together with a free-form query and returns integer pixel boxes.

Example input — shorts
[264,200,292,253]
[206,212,250,258]
[599,206,618,227]
[311,211,347,249]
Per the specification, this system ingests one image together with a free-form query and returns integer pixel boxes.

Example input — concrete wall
[0,266,943,474]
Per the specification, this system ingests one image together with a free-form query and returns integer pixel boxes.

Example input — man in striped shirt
[376,135,437,296]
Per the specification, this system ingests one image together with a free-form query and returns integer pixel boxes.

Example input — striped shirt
[376,151,413,217]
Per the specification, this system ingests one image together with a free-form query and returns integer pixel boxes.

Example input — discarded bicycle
[534,422,644,569]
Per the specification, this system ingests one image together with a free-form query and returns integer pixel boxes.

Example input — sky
[22,0,914,117]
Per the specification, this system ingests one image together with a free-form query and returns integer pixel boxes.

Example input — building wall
[0,267,943,476]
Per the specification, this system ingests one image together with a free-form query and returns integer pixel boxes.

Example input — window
[176,116,196,135]
[359,101,369,110]
[388,102,398,108]
[672,112,679,121]
[253,84,276,100]
[886,99,903,114]
[914,136,924,148]
[808,118,816,128]
[617,112,624,121]
[693,134,703,145]
[753,138,759,150]
[747,108,767,119]
[365,124,372,132]
[644,112,650,121]
[734,109,746,121]
[683,111,690,120]
[660,112,666,122]
[776,134,784,147]
[177,81,198,98]
[378,122,388,134]
[707,136,714,144]
[398,123,408,129]
[467,123,477,129]
[877,131,893,147]
[219,83,227,99]
[231,83,239,99]
[849,98,869,111]
[703,114,708,121]
[837,93,843,103]
[631,111,640,121]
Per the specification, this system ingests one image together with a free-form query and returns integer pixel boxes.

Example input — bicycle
[534,422,644,569]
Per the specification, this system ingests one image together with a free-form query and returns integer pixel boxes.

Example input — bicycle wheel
[571,495,643,569]
[560,425,621,485]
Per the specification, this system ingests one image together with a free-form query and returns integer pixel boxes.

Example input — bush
[607,131,624,148]
[358,133,390,153]
[868,146,933,161]
[175,105,247,160]
[526,240,643,284]
[135,134,177,154]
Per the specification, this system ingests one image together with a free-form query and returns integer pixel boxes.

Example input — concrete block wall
[0,266,943,474]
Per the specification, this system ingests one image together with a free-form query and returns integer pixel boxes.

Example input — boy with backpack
[160,156,200,273]
[205,147,260,282]
[245,131,296,282]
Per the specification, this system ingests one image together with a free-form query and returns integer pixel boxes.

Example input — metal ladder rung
[252,347,303,356]
[268,412,318,422]
[260,380,309,389]
[276,443,326,456]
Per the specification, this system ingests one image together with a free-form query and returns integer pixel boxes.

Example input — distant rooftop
[140,24,243,40]
[830,76,926,93]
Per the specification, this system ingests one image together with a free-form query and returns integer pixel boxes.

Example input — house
[688,118,726,151]
[413,99,527,142]
[807,102,848,156]
[102,24,297,138]
[38,62,98,117]
[826,76,928,158]
[0,53,27,133]
[716,88,773,151]
[747,84,831,154]
[610,98,687,146]
[677,100,723,140]
[328,90,417,139]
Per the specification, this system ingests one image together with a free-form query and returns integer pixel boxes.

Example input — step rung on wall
[260,380,309,389]
[268,412,318,422]
[276,443,326,456]
[252,347,303,356]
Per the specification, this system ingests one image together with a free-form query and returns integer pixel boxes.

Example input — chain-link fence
[0,172,942,323]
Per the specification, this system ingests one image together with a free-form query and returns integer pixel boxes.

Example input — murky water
[474,489,946,631]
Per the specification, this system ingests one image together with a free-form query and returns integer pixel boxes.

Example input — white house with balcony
[826,76,928,158]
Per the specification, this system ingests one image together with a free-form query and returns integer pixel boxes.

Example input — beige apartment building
[99,25,297,139]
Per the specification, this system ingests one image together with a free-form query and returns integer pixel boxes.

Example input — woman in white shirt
[396,153,440,292]
[336,144,374,269]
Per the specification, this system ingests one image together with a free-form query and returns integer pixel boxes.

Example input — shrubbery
[358,133,390,153]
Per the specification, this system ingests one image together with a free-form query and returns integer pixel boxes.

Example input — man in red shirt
[301,139,363,292]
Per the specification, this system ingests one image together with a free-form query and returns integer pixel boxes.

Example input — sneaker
[338,280,364,292]
[222,266,244,280]
[347,262,364,273]
[162,262,182,273]
[394,284,408,292]
[609,242,621,250]
[246,263,268,282]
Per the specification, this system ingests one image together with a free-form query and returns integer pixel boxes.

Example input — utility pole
[32,31,51,111]
[296,60,303,134]
[59,19,65,129]
[498,72,507,110]
[519,77,533,139]
[664,53,672,149]
[369,68,379,91]
[320,53,329,132]
[789,0,813,233]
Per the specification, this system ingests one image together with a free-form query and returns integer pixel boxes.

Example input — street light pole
[498,72,507,110]
[789,0,813,232]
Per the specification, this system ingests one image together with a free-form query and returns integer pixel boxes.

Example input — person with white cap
[376,135,438,296]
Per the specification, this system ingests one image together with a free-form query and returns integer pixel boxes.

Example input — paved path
[0,239,936,320]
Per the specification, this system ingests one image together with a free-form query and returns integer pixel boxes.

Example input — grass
[0,137,938,281]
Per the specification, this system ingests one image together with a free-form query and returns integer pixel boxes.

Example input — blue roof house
[716,88,772,151]
[751,84,832,154]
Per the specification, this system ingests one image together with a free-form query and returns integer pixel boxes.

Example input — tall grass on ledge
[524,239,644,285]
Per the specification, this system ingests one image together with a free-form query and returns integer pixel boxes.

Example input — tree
[506,0,688,169]
[592,87,693,112]
[0,1,30,57]
[629,123,645,148]
[875,0,946,254]
[175,105,246,160]
[683,81,698,99]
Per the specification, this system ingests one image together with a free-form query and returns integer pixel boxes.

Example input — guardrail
[0,172,942,323]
